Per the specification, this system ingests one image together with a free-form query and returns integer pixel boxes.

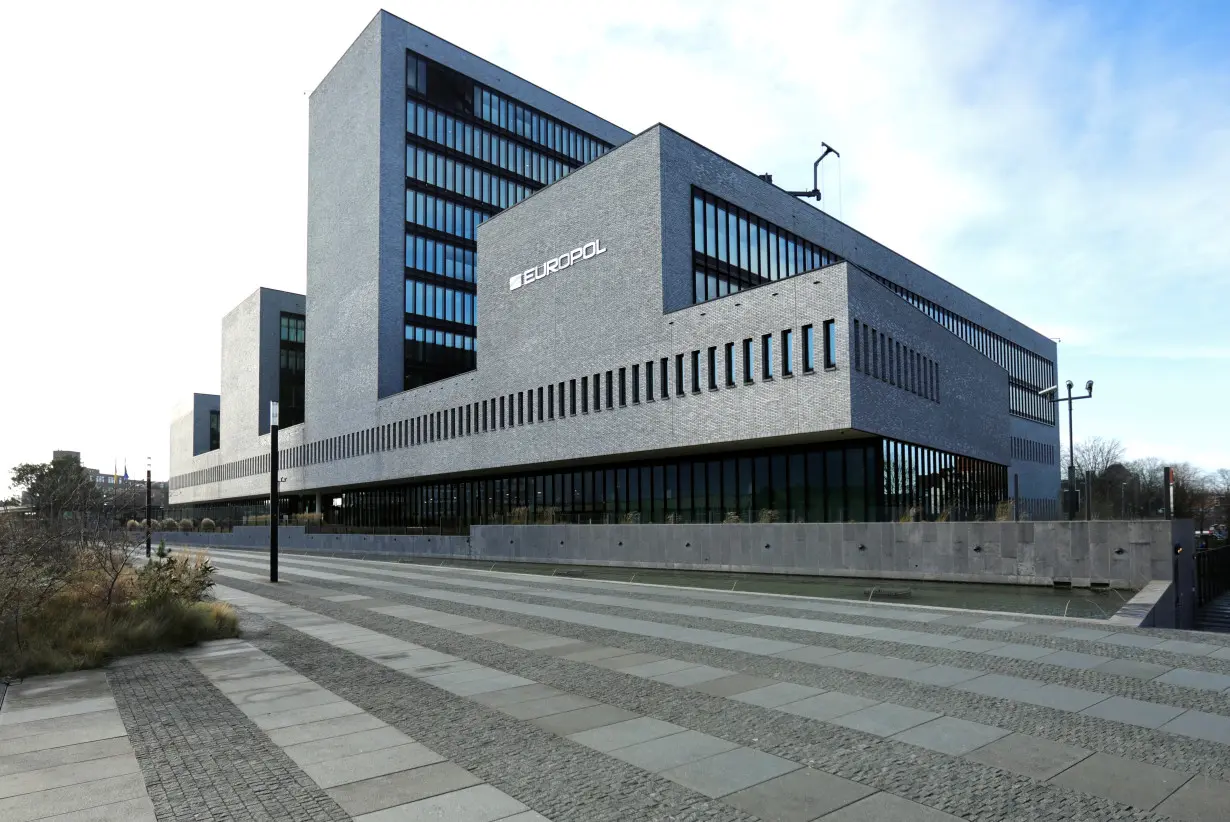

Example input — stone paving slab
[327,761,482,817]
[0,736,131,779]
[607,729,740,773]
[659,747,800,798]
[818,791,965,821]
[0,773,150,822]
[890,716,1011,756]
[0,669,156,822]
[204,551,1230,820]
[183,638,549,820]
[723,767,876,821]
[1050,751,1190,810]
[274,551,1230,701]
[964,733,1092,781]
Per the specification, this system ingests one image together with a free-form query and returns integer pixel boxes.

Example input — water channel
[401,558,1124,620]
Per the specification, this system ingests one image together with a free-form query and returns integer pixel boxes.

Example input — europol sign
[510,240,606,291]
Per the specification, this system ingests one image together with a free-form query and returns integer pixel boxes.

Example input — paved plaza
[5,549,1230,820]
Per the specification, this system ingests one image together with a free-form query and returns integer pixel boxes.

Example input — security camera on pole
[1038,379,1094,520]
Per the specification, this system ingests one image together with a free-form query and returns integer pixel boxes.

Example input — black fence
[1196,546,1230,608]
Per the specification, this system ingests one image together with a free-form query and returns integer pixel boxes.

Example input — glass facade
[404,51,613,390]
[322,437,1007,531]
[691,185,1055,425]
[867,274,1056,425]
[278,312,305,428]
[207,409,220,452]
[691,187,841,304]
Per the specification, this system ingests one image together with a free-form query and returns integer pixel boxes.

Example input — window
[631,365,640,403]
[537,386,544,421]
[690,187,840,305]
[500,396,506,428]
[581,376,589,412]
[619,368,627,406]
[707,347,718,389]
[782,329,793,377]
[762,334,773,379]
[644,361,653,401]
[605,371,614,409]
[208,409,220,451]
[522,390,529,424]
[721,343,734,386]
[803,325,815,372]
[547,384,555,419]
[824,320,837,368]
[558,381,566,417]
[691,351,701,393]
[743,338,754,382]
[569,379,577,415]
[660,358,669,399]
[675,354,684,396]
[593,373,601,412]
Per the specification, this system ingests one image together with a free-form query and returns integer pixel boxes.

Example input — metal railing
[1196,546,1230,608]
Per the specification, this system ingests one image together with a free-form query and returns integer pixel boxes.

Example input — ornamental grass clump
[0,523,239,678]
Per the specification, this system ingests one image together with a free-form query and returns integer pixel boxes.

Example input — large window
[867,273,1055,424]
[691,187,841,304]
[404,49,612,392]
[208,410,220,452]
[278,312,305,428]
[317,437,1008,530]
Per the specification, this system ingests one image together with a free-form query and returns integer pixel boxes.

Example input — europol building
[168,11,1062,530]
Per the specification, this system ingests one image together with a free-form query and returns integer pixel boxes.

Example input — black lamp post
[270,401,279,583]
[145,457,152,558]
[1040,379,1094,520]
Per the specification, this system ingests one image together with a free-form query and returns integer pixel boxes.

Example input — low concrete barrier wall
[156,520,1193,588]
[155,526,474,560]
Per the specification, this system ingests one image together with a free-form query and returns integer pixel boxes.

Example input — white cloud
[0,0,1226,496]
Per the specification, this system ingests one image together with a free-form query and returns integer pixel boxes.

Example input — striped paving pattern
[0,670,157,821]
[198,547,1230,820]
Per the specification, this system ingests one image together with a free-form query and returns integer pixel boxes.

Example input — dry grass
[0,534,240,679]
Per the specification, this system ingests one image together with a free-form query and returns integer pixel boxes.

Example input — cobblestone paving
[400,562,1230,664]
[236,608,758,822]
[109,653,350,822]
[276,555,1230,717]
[217,575,1171,821]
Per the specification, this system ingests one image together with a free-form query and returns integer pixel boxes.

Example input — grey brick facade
[168,14,1060,520]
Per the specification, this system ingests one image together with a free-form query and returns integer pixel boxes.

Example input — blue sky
[0,0,1226,492]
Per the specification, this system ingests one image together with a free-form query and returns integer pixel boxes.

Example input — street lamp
[269,401,279,583]
[1039,379,1094,520]
[145,456,152,558]
[1121,481,1128,520]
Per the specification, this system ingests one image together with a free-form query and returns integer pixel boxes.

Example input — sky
[1,0,1227,496]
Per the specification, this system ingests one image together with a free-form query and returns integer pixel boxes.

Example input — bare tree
[1073,437,1127,477]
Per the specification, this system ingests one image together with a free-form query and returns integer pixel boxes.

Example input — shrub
[178,518,195,531]
[126,519,140,531]
[136,545,215,610]
[756,508,780,524]
[722,511,742,524]
[161,519,179,532]
[200,518,216,532]
[0,524,237,678]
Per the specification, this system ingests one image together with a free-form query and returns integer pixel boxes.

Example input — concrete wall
[169,393,219,479]
[161,520,1193,589]
[219,287,305,447]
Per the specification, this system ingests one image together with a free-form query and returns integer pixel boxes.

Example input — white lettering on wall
[509,240,606,291]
